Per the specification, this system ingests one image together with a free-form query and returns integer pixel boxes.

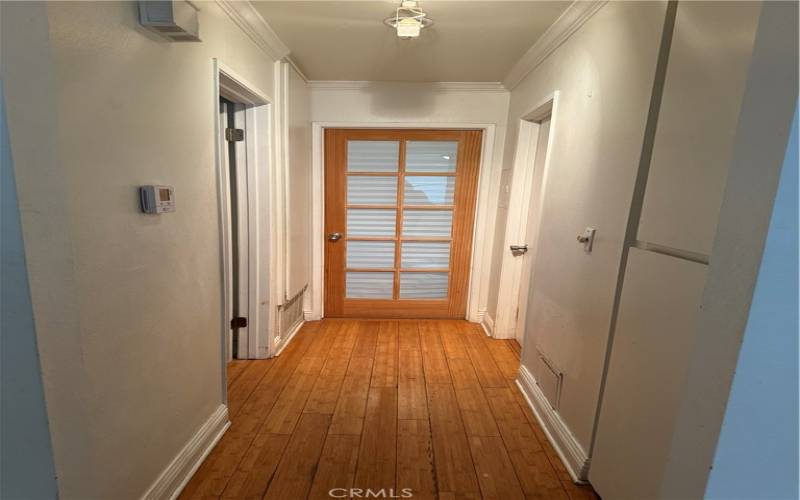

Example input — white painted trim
[494,93,559,340]
[273,319,304,357]
[307,81,507,93]
[141,405,230,500]
[215,0,290,61]
[214,60,277,363]
[503,1,607,90]
[517,365,590,483]
[309,121,500,322]
[481,311,495,337]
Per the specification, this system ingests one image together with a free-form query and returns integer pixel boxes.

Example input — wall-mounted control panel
[139,185,175,214]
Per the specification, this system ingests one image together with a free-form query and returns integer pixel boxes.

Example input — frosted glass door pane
[402,210,453,237]
[347,241,395,268]
[400,272,448,299]
[406,141,458,172]
[348,176,397,205]
[347,272,394,299]
[348,141,399,172]
[347,209,397,236]
[402,242,450,269]
[404,176,455,205]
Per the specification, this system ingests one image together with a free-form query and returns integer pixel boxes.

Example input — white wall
[704,108,798,500]
[0,1,287,497]
[286,64,312,301]
[590,2,762,498]
[310,82,510,320]
[499,1,669,451]
[0,83,59,499]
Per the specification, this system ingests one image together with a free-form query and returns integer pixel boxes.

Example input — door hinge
[225,127,244,142]
[231,316,248,329]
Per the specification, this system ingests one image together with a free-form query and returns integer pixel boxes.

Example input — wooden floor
[180,320,599,500]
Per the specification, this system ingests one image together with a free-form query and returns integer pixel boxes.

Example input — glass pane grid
[404,176,456,205]
[347,141,399,172]
[343,138,457,302]
[347,176,398,205]
[406,141,458,173]
[399,272,449,299]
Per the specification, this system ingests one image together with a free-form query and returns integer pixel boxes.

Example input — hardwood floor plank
[220,433,290,500]
[181,320,596,500]
[397,419,436,500]
[371,321,398,388]
[261,355,326,434]
[226,359,274,419]
[484,387,569,499]
[506,380,574,484]
[398,346,428,420]
[329,356,374,435]
[468,435,526,500]
[398,377,428,420]
[304,353,351,415]
[447,356,480,389]
[426,383,480,498]
[308,434,361,500]
[398,321,421,350]
[353,387,398,493]
[507,339,522,359]
[439,320,469,359]
[484,336,522,380]
[226,360,249,388]
[399,348,424,380]
[263,413,331,500]
[352,320,379,358]
[455,386,500,437]
[419,322,451,384]
[303,319,341,359]
[180,328,318,498]
[463,325,507,388]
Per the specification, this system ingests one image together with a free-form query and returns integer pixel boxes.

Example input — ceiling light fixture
[383,0,433,40]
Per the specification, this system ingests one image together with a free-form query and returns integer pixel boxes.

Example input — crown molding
[307,81,508,94]
[216,0,290,62]
[503,1,608,90]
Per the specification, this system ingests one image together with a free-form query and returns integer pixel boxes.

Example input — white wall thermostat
[139,185,175,214]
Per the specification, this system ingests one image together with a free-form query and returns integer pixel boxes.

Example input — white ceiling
[251,1,571,82]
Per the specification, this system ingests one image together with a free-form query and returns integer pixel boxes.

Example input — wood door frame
[493,92,560,341]
[324,129,482,318]
[310,122,499,322]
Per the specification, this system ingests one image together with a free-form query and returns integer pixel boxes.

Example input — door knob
[328,232,342,242]
[510,244,528,256]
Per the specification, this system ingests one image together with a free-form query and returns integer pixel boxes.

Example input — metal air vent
[139,1,200,42]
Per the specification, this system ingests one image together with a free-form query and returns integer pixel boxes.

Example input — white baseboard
[481,312,495,337]
[516,365,590,483]
[273,318,304,357]
[142,404,230,500]
[303,309,315,321]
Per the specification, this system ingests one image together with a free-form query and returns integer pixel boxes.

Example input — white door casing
[494,92,559,341]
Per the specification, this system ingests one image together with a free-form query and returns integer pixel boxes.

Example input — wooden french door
[324,128,482,318]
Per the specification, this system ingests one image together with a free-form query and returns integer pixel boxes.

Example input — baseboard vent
[279,286,306,338]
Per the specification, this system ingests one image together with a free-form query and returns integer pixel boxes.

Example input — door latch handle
[510,244,528,256]
[328,232,343,242]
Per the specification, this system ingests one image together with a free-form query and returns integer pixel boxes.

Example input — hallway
[180,320,598,499]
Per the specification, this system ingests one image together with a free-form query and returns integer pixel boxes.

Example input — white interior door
[222,99,250,359]
[515,116,551,345]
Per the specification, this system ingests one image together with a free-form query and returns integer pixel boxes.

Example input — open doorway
[494,94,558,346]
[214,61,274,375]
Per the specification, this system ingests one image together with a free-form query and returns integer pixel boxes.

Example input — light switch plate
[580,227,596,252]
